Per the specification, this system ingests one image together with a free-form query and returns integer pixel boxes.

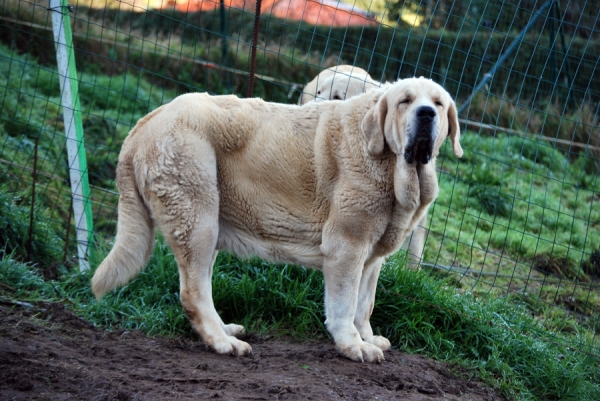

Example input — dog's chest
[374,200,426,257]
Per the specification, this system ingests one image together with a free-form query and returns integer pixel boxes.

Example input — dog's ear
[447,99,463,158]
[361,96,387,155]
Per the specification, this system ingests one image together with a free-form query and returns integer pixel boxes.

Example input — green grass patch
[432,132,599,268]
[0,42,177,257]
[425,133,600,351]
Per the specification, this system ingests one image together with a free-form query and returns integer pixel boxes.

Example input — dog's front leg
[405,215,427,267]
[320,226,384,363]
[354,256,391,351]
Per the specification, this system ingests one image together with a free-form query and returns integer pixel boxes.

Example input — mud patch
[0,301,502,400]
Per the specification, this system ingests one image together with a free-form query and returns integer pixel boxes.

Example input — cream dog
[92,77,462,363]
[299,65,380,104]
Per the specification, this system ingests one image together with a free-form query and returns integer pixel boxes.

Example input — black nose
[417,106,436,122]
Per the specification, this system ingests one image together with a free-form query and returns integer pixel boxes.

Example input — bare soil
[0,301,503,400]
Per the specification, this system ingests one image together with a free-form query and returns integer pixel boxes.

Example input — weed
[0,185,64,267]
[582,250,600,279]
[532,254,588,282]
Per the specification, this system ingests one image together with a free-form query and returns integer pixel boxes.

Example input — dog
[91,77,463,363]
[299,65,380,104]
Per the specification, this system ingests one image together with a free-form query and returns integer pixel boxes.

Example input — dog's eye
[435,101,443,107]
[317,90,321,95]
[400,98,411,105]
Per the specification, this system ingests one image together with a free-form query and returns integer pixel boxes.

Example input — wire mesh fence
[1,0,598,357]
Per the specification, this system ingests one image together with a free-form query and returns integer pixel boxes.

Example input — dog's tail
[91,153,155,299]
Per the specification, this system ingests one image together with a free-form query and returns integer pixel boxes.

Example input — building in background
[162,0,378,27]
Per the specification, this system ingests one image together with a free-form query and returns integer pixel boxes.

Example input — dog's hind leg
[206,250,245,338]
[170,228,251,356]
[354,256,391,351]
[146,133,251,356]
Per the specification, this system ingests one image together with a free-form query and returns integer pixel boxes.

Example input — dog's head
[313,73,380,103]
[361,77,462,163]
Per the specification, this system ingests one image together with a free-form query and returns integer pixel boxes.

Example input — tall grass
[0,184,64,266]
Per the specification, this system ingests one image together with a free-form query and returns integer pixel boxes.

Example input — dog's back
[109,93,357,270]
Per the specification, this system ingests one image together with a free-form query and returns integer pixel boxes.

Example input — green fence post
[49,0,94,271]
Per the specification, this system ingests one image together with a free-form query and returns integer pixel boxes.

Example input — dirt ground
[0,301,503,401]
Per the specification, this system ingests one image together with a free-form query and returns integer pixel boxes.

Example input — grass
[424,132,600,336]
[430,132,599,268]
[0,184,64,266]
[1,243,599,400]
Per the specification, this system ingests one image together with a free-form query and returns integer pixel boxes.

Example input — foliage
[0,185,64,267]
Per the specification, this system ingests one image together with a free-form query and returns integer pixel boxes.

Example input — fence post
[552,0,575,108]
[219,0,231,93]
[246,0,262,98]
[49,0,94,271]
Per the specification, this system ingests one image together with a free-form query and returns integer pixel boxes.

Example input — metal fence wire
[0,0,598,357]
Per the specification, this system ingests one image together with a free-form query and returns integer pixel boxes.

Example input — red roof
[164,0,378,27]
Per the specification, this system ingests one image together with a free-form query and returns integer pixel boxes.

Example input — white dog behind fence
[298,64,380,104]
[92,77,462,362]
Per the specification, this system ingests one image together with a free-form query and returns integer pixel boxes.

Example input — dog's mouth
[404,128,434,164]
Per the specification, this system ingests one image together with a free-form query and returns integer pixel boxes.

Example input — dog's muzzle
[404,106,436,164]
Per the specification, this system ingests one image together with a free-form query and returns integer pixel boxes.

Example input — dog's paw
[370,335,391,351]
[222,323,245,337]
[338,342,385,363]
[212,336,252,356]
